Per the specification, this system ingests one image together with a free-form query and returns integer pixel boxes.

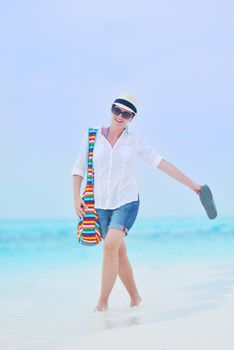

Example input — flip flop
[199,184,217,219]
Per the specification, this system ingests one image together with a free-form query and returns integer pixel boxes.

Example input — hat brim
[112,103,136,114]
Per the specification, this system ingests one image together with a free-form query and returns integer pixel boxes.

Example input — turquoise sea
[1,217,234,350]
[1,217,234,270]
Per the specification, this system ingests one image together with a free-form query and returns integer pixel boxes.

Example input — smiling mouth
[114,118,123,123]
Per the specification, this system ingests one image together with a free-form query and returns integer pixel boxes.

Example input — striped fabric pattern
[77,128,102,246]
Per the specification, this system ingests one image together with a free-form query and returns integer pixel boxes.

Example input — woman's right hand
[74,196,88,219]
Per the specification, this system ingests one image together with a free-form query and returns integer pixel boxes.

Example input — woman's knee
[104,228,125,253]
[104,241,117,253]
[118,241,127,259]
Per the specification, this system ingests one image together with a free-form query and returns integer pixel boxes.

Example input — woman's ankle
[95,298,109,311]
[98,296,108,305]
[129,291,140,300]
[130,294,142,307]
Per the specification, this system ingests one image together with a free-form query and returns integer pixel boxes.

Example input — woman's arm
[158,159,202,193]
[73,175,88,218]
[71,130,89,218]
[73,175,83,203]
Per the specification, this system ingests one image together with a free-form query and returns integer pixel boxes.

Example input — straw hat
[112,92,138,114]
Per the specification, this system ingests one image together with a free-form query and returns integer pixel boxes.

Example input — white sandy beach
[78,297,234,350]
[1,259,234,350]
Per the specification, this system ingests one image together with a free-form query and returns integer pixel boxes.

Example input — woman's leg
[118,240,141,306]
[95,228,125,311]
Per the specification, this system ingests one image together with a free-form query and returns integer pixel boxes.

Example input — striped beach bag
[77,128,102,246]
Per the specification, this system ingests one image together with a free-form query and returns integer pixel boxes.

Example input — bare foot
[130,295,142,307]
[95,300,109,312]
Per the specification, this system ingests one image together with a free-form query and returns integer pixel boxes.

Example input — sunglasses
[111,105,135,120]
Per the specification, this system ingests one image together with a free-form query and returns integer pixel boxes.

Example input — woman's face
[111,104,135,127]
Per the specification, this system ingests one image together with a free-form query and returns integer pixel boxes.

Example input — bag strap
[86,128,98,185]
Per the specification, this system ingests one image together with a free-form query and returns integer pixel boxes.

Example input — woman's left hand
[192,183,202,194]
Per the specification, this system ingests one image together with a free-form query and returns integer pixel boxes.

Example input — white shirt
[71,125,164,209]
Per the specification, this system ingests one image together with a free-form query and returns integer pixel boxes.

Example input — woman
[72,92,202,312]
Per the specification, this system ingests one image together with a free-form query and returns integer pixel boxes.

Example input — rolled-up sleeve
[71,131,88,177]
[136,134,164,169]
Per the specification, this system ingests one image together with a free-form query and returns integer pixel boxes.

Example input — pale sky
[0,0,233,219]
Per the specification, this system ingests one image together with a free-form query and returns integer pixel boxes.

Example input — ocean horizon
[1,216,234,268]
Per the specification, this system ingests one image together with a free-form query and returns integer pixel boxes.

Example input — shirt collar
[96,124,129,133]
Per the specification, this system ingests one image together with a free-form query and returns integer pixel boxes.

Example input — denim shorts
[96,195,140,239]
